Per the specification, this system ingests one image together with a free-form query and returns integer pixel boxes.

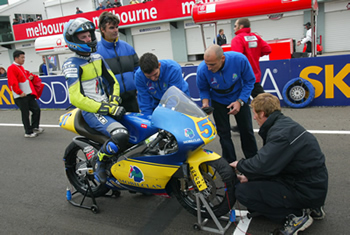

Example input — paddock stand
[193,192,236,235]
[66,175,99,214]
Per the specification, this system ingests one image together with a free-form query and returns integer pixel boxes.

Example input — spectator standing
[106,1,113,8]
[96,3,106,10]
[135,52,190,115]
[231,18,271,132]
[76,7,83,14]
[63,18,128,184]
[0,67,7,78]
[26,15,34,22]
[196,45,258,163]
[7,50,45,138]
[232,18,271,98]
[216,29,227,46]
[18,15,25,24]
[39,56,57,76]
[12,18,19,25]
[230,93,328,234]
[113,0,122,7]
[297,22,312,57]
[96,12,140,113]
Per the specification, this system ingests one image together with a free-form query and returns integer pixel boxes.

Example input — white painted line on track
[233,210,252,235]
[253,129,350,134]
[0,123,59,128]
[0,123,349,134]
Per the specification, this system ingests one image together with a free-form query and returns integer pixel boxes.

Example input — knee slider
[110,128,129,151]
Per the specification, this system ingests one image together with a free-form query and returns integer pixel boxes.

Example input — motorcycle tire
[64,142,109,197]
[282,77,315,108]
[170,157,236,218]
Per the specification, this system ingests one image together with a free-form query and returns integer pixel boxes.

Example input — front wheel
[63,142,109,197]
[170,158,236,218]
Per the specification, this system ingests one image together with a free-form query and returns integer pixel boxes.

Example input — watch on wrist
[237,99,244,107]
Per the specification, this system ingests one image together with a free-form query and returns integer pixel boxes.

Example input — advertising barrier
[1,55,349,109]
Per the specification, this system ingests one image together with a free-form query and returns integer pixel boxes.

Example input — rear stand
[193,192,233,234]
[66,176,99,214]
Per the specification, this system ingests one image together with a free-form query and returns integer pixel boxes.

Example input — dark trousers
[120,91,139,113]
[212,100,257,162]
[236,181,304,222]
[14,95,41,134]
[251,82,265,98]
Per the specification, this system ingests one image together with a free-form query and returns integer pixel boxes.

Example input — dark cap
[304,22,311,27]
[76,7,79,9]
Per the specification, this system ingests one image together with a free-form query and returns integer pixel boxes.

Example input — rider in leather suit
[62,18,129,184]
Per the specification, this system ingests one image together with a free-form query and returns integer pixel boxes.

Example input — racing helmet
[63,18,97,53]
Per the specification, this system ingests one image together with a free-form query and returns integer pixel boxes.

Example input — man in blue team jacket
[96,11,140,112]
[135,52,190,115]
[196,44,257,163]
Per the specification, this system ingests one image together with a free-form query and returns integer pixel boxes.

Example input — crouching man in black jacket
[230,93,328,235]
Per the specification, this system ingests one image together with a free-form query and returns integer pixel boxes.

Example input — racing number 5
[197,118,213,138]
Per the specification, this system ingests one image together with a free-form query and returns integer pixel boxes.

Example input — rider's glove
[98,102,110,115]
[109,103,126,120]
[109,95,122,106]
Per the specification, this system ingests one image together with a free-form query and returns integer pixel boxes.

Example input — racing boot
[94,152,110,184]
[94,141,120,184]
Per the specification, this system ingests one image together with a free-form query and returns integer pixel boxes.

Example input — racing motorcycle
[59,86,235,217]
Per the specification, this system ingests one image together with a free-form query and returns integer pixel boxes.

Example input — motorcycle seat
[74,109,109,144]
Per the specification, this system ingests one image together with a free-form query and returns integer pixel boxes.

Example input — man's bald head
[204,45,225,73]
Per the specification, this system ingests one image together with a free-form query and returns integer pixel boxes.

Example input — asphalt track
[0,106,349,235]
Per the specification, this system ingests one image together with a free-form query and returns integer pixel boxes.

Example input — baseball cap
[304,22,311,27]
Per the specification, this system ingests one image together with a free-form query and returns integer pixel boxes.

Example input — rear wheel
[63,142,109,197]
[170,158,236,218]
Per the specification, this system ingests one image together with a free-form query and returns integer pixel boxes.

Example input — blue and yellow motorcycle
[59,86,235,217]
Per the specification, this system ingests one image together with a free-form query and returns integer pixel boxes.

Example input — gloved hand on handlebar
[109,95,122,106]
[109,103,126,120]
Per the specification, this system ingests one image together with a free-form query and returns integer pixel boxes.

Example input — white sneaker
[24,133,38,138]
[33,128,44,134]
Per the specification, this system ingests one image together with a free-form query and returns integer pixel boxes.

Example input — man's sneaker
[272,210,313,235]
[24,133,38,138]
[310,207,325,220]
[33,128,44,134]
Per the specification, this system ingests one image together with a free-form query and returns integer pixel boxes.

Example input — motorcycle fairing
[119,113,158,144]
[187,148,221,191]
[59,109,79,134]
[110,158,179,193]
[152,107,206,154]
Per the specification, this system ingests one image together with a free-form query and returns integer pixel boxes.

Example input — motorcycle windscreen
[152,86,217,153]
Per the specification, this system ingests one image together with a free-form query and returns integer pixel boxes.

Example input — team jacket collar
[235,27,251,35]
[101,36,119,49]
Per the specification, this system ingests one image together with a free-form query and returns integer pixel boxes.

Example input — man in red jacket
[7,50,44,138]
[231,18,271,132]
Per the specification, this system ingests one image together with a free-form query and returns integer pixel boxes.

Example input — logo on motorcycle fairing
[128,166,144,183]
[184,128,195,139]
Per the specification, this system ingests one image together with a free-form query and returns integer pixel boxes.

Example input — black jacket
[237,111,328,208]
[217,34,227,46]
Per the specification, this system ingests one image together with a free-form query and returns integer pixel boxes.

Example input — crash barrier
[0,54,349,109]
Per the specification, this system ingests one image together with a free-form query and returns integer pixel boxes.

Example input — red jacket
[231,28,271,83]
[7,63,43,99]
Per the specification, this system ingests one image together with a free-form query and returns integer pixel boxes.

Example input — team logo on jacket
[147,82,157,95]
[232,74,238,82]
[129,165,144,183]
[210,77,220,88]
